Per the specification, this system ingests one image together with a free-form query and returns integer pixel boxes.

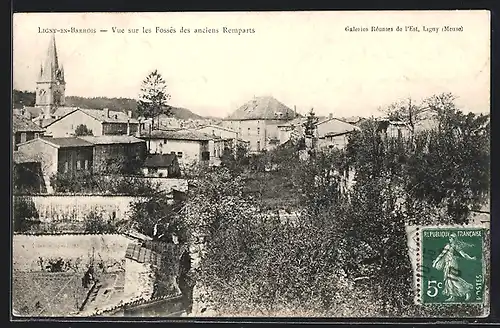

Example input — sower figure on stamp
[432,233,476,302]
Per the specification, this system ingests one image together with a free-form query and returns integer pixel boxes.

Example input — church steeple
[35,33,66,114]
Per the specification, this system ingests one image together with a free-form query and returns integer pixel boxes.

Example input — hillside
[12,90,205,120]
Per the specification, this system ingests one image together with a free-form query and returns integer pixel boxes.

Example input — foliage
[137,70,172,126]
[128,191,187,243]
[303,108,318,137]
[74,124,93,136]
[13,197,40,232]
[13,162,45,194]
[220,144,250,173]
[185,92,489,317]
[49,172,161,195]
[104,153,145,175]
[83,210,118,234]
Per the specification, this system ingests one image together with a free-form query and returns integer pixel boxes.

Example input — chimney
[127,110,132,118]
[127,119,131,136]
[329,113,333,120]
[103,108,110,118]
[294,105,297,116]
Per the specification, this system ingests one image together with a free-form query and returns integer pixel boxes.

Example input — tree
[303,108,318,138]
[74,124,93,136]
[384,97,429,136]
[13,196,40,232]
[137,70,172,146]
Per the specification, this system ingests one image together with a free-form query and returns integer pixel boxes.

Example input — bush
[13,197,40,232]
[49,172,161,195]
[83,210,118,234]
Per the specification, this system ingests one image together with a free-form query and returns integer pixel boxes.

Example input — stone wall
[21,195,146,222]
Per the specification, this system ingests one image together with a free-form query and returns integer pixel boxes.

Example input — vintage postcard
[11,11,490,319]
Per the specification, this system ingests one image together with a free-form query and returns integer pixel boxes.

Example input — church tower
[35,33,66,118]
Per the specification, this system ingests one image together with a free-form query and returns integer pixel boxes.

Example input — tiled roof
[139,129,212,141]
[79,135,145,145]
[39,118,57,128]
[125,241,183,268]
[15,107,44,119]
[226,96,297,121]
[13,114,45,133]
[317,117,360,137]
[125,243,163,267]
[12,272,90,316]
[144,154,177,168]
[276,117,307,127]
[53,107,78,118]
[80,109,139,124]
[196,124,238,133]
[42,137,94,148]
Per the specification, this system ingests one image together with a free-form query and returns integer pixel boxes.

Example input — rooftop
[226,96,297,121]
[195,124,238,133]
[316,117,361,137]
[81,109,139,124]
[12,271,90,317]
[13,114,45,133]
[139,129,212,141]
[79,135,145,145]
[43,137,94,148]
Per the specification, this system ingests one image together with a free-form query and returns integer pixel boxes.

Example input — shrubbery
[50,172,160,195]
[83,210,119,234]
[184,94,489,316]
[13,197,40,232]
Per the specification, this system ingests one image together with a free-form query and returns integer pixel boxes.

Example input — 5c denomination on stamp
[420,228,485,304]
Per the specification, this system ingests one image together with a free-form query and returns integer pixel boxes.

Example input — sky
[13,11,490,118]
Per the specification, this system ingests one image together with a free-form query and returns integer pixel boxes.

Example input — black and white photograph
[11,11,490,318]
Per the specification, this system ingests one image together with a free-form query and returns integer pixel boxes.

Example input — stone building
[222,96,298,153]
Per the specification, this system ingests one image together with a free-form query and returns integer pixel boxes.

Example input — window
[248,128,251,136]
[64,161,69,173]
[76,160,81,170]
[202,151,210,161]
[84,159,89,170]
[257,127,260,135]
[177,152,183,158]
[257,141,261,152]
[20,133,27,143]
[34,133,39,139]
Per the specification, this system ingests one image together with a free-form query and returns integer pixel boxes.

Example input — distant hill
[12,90,205,120]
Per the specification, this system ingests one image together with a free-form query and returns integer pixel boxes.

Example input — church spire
[35,33,66,111]
[40,33,61,82]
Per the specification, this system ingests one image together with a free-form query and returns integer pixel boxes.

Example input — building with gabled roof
[13,114,46,150]
[222,96,298,152]
[42,108,140,137]
[142,153,181,178]
[78,135,147,174]
[138,129,213,168]
[315,117,361,150]
[17,137,94,183]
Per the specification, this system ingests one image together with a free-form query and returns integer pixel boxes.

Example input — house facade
[79,135,147,174]
[43,108,139,138]
[17,137,94,178]
[142,154,181,178]
[221,96,298,153]
[13,114,45,151]
[139,129,212,168]
[315,117,360,150]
